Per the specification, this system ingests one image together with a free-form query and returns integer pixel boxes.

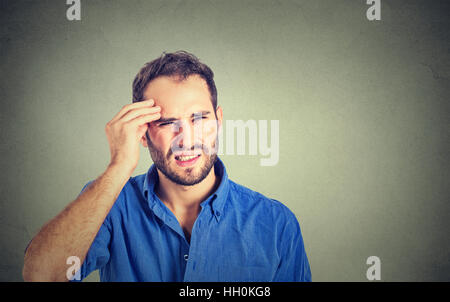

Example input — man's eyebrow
[191,111,211,117]
[156,117,178,124]
[156,111,212,124]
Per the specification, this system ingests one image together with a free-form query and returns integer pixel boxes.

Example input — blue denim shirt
[79,158,311,281]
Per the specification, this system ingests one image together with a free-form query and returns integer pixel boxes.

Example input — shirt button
[216,211,221,217]
[184,254,189,261]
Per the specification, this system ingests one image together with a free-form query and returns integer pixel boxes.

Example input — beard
[146,132,218,186]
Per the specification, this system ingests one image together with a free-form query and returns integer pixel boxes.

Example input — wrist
[107,161,135,179]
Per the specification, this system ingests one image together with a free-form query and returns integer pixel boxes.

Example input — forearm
[23,163,132,282]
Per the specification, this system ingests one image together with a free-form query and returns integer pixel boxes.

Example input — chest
[110,211,279,281]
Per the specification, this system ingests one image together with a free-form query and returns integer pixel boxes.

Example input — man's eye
[159,122,174,126]
[193,116,207,122]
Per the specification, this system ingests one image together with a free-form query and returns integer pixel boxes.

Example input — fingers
[120,105,161,123]
[127,112,161,128]
[110,99,155,123]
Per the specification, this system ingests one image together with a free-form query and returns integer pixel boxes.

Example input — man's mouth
[175,155,199,161]
[174,153,202,167]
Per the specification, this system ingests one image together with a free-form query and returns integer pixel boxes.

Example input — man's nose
[175,120,197,149]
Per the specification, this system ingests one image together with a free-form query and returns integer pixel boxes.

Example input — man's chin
[160,155,216,186]
[170,165,205,185]
[164,170,207,186]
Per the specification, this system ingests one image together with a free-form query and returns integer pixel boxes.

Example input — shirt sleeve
[77,220,111,281]
[273,206,312,282]
[72,181,112,281]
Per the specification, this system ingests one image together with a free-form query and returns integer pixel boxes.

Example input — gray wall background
[0,0,449,281]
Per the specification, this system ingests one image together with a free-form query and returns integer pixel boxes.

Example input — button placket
[183,211,204,280]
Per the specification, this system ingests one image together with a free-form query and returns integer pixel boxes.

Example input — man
[23,51,311,282]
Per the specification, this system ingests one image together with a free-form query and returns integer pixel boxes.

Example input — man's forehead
[143,75,213,117]
[143,74,209,98]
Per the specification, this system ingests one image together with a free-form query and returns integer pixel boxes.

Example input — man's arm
[22,99,161,281]
[273,206,312,282]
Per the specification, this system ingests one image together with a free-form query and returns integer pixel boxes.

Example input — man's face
[141,75,223,186]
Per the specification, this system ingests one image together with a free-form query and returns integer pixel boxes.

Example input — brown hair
[132,50,217,109]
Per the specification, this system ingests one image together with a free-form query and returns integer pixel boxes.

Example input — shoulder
[227,180,299,226]
[80,171,147,197]
[127,173,147,194]
[79,172,148,218]
[114,172,148,207]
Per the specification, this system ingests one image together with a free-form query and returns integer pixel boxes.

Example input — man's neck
[155,166,220,213]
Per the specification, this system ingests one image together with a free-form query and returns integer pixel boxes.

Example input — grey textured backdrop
[0,0,449,281]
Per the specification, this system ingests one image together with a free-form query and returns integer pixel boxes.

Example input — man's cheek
[199,120,219,155]
[201,120,218,141]
[147,129,172,157]
[152,128,173,145]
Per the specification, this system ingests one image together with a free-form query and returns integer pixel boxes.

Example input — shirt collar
[143,157,229,220]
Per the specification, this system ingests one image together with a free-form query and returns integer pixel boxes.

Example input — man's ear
[215,106,223,129]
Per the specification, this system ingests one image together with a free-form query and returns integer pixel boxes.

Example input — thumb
[137,123,149,136]
[137,124,149,145]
